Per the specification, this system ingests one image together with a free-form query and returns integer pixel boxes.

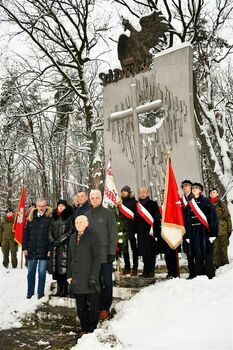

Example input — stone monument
[101,13,202,203]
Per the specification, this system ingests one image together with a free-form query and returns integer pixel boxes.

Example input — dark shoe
[165,274,173,280]
[186,274,196,280]
[139,272,154,278]
[26,294,33,299]
[99,310,110,320]
[76,331,89,339]
[122,269,131,275]
[38,294,45,299]
[131,269,138,276]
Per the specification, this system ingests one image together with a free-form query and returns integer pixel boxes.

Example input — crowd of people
[0,181,232,338]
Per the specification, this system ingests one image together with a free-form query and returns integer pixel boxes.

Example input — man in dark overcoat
[67,215,101,338]
[136,187,161,277]
[184,182,218,279]
[85,189,118,321]
[73,190,91,219]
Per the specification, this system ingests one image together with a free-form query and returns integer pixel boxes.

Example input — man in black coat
[22,199,52,299]
[85,189,118,321]
[67,215,101,338]
[180,180,196,279]
[184,182,218,279]
[118,185,138,276]
[136,187,161,278]
[48,199,73,297]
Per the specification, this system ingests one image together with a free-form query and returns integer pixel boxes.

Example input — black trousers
[99,263,113,311]
[123,236,138,271]
[164,248,179,277]
[143,255,156,274]
[194,255,215,279]
[75,293,99,333]
[187,253,196,277]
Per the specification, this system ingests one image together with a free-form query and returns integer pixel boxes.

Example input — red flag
[13,187,26,245]
[161,159,185,249]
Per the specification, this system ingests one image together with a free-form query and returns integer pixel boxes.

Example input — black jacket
[67,228,101,294]
[137,197,161,256]
[119,196,137,239]
[85,205,118,263]
[184,195,218,257]
[73,201,91,220]
[22,207,52,260]
[48,205,74,275]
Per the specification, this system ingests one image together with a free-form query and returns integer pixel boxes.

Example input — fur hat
[5,208,13,213]
[57,199,68,207]
[192,182,204,192]
[121,185,131,193]
[181,179,193,187]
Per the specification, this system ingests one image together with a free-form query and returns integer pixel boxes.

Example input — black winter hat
[192,182,204,192]
[181,179,193,187]
[57,199,68,207]
[5,208,13,213]
[121,185,131,193]
[209,187,219,195]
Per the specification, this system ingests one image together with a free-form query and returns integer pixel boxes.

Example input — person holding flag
[180,180,196,279]
[136,187,161,278]
[118,185,138,276]
[161,158,186,278]
[184,183,218,279]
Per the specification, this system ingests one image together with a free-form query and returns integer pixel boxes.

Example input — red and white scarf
[118,203,134,220]
[189,198,209,230]
[181,195,188,208]
[136,202,154,226]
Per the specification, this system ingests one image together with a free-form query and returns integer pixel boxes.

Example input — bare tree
[0,0,107,188]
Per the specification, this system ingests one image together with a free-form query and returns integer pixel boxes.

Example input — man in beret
[183,182,218,279]
[180,180,196,279]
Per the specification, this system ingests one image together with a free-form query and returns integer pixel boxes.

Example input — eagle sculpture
[118,11,173,69]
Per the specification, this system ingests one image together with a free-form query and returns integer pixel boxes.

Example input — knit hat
[57,199,68,207]
[209,187,219,195]
[5,208,13,213]
[181,179,193,188]
[192,182,204,192]
[121,185,131,193]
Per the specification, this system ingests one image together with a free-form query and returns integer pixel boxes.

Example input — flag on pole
[103,160,120,208]
[13,187,27,245]
[161,159,185,249]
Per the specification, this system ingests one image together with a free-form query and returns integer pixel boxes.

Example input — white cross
[110,83,162,192]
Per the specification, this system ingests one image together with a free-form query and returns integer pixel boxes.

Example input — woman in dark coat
[48,199,73,296]
[136,187,161,277]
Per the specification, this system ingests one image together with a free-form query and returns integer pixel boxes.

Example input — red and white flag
[161,159,185,249]
[13,187,27,245]
[103,160,120,208]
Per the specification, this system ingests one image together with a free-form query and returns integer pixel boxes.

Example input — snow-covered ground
[0,240,232,350]
[0,251,52,330]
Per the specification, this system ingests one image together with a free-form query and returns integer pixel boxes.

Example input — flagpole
[20,246,24,269]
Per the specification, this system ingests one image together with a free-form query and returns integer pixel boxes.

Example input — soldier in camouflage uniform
[209,188,232,268]
[0,208,18,268]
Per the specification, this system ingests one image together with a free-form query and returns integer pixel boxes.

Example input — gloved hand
[53,240,60,247]
[108,254,115,263]
[88,276,97,290]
